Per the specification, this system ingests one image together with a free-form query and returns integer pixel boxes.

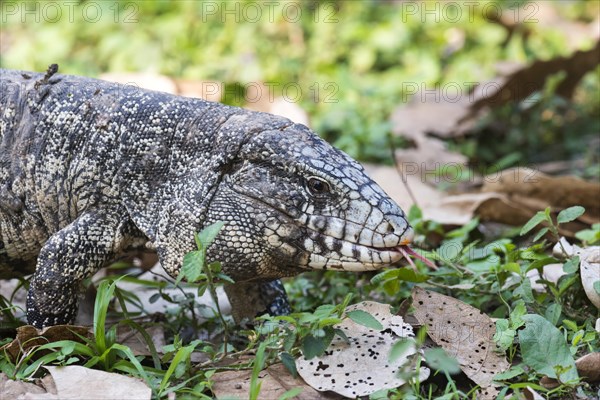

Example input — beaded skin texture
[0,66,413,328]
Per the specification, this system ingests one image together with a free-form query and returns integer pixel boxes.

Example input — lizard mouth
[304,230,422,271]
[305,233,437,271]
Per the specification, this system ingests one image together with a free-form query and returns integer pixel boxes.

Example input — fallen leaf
[0,325,91,362]
[539,375,560,389]
[296,301,430,398]
[211,363,338,400]
[477,386,501,400]
[0,372,52,398]
[99,72,177,94]
[550,238,600,308]
[44,366,151,400]
[580,248,600,309]
[243,82,310,126]
[526,264,568,292]
[575,352,600,383]
[269,97,310,126]
[523,385,546,400]
[174,79,222,102]
[117,323,165,357]
[482,168,600,225]
[468,41,600,115]
[411,287,509,388]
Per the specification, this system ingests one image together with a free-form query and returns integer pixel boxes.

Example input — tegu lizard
[0,65,417,328]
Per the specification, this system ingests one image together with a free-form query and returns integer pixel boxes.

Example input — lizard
[0,65,416,329]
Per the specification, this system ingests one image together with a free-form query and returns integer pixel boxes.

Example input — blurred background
[2,1,598,169]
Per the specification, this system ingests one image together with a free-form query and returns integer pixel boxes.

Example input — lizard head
[204,122,414,281]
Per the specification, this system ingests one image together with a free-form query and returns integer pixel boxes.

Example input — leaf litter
[296,301,430,398]
[411,287,509,389]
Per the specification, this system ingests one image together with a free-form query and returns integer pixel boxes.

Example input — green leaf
[250,342,267,400]
[278,387,303,400]
[544,303,562,326]
[181,250,204,283]
[197,221,225,247]
[280,352,297,378]
[346,310,383,330]
[575,226,600,244]
[563,256,579,274]
[389,338,414,363]
[408,204,422,222]
[371,267,428,285]
[301,333,330,360]
[493,319,516,352]
[556,206,585,224]
[333,328,349,344]
[501,262,521,274]
[527,257,558,272]
[317,317,343,328]
[509,301,527,329]
[562,319,578,332]
[215,272,235,284]
[533,227,549,242]
[518,314,578,382]
[158,344,194,394]
[520,211,548,236]
[514,278,534,304]
[494,364,525,381]
[594,280,600,295]
[423,348,461,374]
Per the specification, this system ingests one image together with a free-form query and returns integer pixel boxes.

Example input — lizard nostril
[386,224,395,234]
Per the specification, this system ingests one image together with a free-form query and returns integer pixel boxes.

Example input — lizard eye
[307,177,331,195]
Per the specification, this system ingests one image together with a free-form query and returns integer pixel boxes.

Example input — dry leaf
[411,287,509,388]
[243,83,310,126]
[269,97,310,126]
[117,323,165,357]
[477,386,501,400]
[174,79,222,102]
[550,238,600,308]
[482,168,600,224]
[575,352,600,383]
[580,249,600,309]
[0,325,91,362]
[296,301,430,399]
[44,366,151,400]
[0,372,52,399]
[211,363,337,400]
[99,72,177,94]
[539,375,561,389]
[468,41,600,114]
[523,386,545,400]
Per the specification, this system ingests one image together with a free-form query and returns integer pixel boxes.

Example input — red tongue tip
[398,245,438,270]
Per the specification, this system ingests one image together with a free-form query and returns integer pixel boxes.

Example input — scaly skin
[0,66,413,328]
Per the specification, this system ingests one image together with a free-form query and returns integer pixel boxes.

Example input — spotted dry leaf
[296,301,430,399]
[411,287,509,388]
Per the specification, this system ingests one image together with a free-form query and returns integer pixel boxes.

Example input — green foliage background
[2,0,598,164]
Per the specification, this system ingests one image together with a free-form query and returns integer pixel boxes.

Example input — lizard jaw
[304,232,412,271]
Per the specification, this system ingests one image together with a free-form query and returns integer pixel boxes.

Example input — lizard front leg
[26,208,128,328]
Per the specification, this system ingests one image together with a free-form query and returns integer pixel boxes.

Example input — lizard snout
[380,214,413,248]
